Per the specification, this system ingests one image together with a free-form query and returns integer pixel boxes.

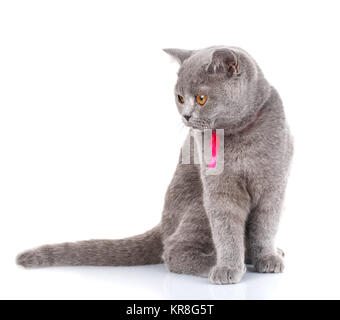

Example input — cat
[16,46,293,284]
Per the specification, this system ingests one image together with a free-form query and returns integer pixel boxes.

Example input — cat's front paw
[208,265,246,285]
[254,254,284,273]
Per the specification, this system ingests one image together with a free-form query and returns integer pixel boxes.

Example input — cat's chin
[187,120,235,132]
[188,124,211,131]
[184,118,253,133]
[184,120,212,131]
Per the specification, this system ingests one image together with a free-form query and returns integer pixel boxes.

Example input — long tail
[16,225,163,268]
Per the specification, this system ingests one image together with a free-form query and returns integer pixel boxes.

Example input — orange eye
[196,95,207,106]
[177,95,185,104]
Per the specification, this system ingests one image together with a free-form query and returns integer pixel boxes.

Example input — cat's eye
[177,95,185,104]
[196,95,207,106]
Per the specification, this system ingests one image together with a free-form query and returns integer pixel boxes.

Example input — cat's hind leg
[162,204,216,278]
[245,247,284,265]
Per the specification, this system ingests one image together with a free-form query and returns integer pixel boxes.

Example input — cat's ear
[207,49,239,77]
[163,48,194,65]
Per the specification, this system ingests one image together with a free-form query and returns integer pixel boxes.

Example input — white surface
[4,260,340,300]
[1,0,340,300]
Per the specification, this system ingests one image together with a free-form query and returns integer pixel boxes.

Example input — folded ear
[207,49,239,77]
[163,48,194,65]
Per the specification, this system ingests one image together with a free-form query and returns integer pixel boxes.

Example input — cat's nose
[183,115,191,121]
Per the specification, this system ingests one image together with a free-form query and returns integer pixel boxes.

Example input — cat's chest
[192,131,250,175]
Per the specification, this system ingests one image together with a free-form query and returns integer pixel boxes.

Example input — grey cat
[16,46,293,284]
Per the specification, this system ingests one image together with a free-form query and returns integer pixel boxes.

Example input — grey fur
[17,46,293,284]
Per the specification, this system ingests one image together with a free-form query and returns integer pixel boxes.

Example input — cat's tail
[16,224,163,268]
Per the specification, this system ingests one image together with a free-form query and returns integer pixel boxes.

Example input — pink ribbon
[208,130,219,168]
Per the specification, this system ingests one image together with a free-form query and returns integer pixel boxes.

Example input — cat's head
[164,46,271,133]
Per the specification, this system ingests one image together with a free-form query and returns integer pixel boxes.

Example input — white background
[1,0,340,300]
